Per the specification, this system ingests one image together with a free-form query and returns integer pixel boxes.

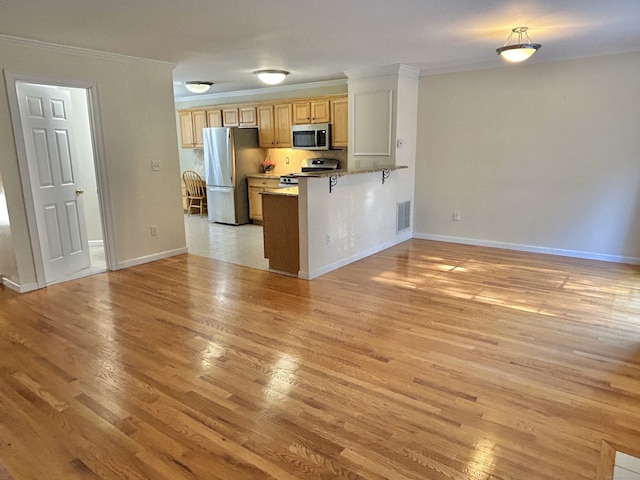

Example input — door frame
[5,71,116,289]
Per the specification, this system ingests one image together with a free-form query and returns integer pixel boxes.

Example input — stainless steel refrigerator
[203,127,263,225]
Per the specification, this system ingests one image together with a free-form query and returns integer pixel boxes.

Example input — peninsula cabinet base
[262,192,299,275]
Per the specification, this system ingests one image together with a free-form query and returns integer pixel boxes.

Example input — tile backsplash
[264,148,347,176]
[180,146,347,178]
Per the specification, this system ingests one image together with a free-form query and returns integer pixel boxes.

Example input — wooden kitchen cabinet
[274,103,292,147]
[179,93,345,149]
[222,108,239,126]
[262,192,299,275]
[248,176,282,222]
[181,179,188,210]
[239,106,258,127]
[331,96,348,148]
[207,109,222,127]
[257,105,275,148]
[179,111,194,148]
[179,109,207,148]
[292,99,330,124]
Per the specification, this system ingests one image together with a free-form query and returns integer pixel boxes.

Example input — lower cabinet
[181,180,188,210]
[262,192,299,275]
[248,176,281,223]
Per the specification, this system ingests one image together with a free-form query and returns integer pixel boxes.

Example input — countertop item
[247,173,280,179]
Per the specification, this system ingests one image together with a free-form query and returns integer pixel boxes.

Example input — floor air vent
[396,201,411,233]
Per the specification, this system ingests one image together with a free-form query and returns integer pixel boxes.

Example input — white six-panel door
[16,83,90,283]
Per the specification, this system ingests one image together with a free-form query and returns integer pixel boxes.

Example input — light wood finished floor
[1,239,639,480]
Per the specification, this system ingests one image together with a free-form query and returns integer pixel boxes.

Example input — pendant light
[496,27,541,63]
[254,70,289,85]
[184,81,213,94]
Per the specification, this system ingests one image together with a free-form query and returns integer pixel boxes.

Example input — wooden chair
[182,170,207,217]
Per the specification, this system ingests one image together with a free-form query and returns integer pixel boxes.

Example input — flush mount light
[184,81,213,94]
[496,27,541,63]
[254,70,289,85]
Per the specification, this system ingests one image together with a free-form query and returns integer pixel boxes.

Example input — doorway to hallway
[6,74,113,290]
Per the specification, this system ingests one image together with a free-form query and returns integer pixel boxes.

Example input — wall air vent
[396,201,411,233]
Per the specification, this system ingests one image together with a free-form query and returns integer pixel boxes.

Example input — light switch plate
[151,160,161,171]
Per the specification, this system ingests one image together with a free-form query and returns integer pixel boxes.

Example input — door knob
[75,188,85,195]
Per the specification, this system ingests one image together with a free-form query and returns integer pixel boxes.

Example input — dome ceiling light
[496,27,541,63]
[254,70,289,85]
[184,81,214,94]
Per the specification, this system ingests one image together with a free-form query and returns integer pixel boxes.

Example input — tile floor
[49,242,107,286]
[184,214,269,271]
[615,452,640,480]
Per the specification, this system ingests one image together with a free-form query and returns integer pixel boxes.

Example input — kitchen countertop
[249,166,408,180]
[247,173,280,179]
[290,165,408,178]
[260,189,298,197]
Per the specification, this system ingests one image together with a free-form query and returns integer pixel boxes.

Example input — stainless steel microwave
[291,123,330,150]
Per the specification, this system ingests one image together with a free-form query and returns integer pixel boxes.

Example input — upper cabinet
[331,96,348,148]
[179,110,207,149]
[274,104,292,148]
[179,111,194,148]
[222,108,239,127]
[207,109,222,127]
[257,104,292,148]
[239,106,258,127]
[257,105,275,148]
[292,99,330,124]
[178,94,347,149]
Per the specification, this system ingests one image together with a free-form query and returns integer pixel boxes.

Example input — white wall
[296,66,419,279]
[299,169,413,279]
[414,52,640,263]
[0,37,186,288]
[347,70,398,170]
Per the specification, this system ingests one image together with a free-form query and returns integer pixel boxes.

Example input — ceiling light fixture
[254,70,289,85]
[184,81,213,94]
[496,27,541,63]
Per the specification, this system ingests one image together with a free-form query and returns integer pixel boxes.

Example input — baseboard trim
[88,240,104,247]
[300,232,413,280]
[412,233,640,265]
[116,247,188,270]
[1,275,38,293]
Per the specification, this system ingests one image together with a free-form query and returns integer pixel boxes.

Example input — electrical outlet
[150,225,158,236]
[285,157,290,164]
[452,211,461,221]
[326,234,330,245]
[151,160,161,171]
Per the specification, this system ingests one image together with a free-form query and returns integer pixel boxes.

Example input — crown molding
[0,34,175,69]
[345,64,419,80]
[398,64,420,78]
[174,78,348,103]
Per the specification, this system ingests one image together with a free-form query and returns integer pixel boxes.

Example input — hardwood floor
[1,239,639,480]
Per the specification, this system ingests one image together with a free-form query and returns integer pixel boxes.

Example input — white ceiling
[2,0,640,99]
